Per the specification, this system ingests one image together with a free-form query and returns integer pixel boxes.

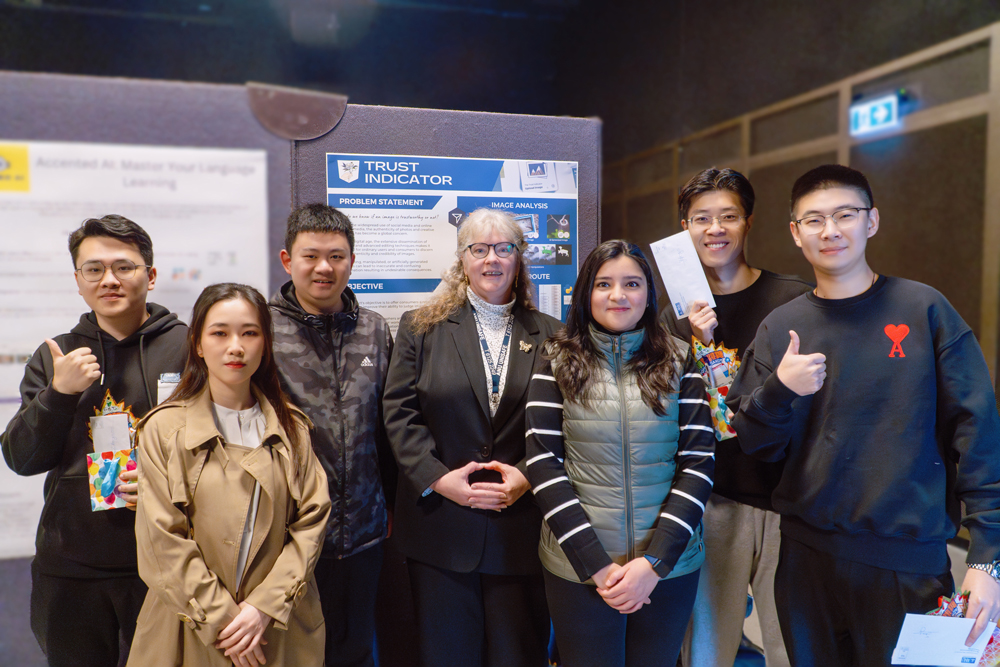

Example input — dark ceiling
[5,0,1000,161]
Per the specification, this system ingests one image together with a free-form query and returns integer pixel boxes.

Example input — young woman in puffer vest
[525,240,716,667]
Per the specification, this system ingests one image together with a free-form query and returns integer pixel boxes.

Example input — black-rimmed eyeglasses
[466,242,517,259]
[794,207,872,236]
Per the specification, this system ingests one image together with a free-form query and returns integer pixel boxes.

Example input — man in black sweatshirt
[727,164,1000,665]
[2,215,187,666]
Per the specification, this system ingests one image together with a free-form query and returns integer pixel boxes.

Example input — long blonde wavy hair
[408,208,537,334]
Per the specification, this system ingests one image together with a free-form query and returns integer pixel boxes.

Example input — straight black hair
[678,167,755,221]
[68,215,154,267]
[168,283,307,461]
[790,164,874,218]
[284,203,355,254]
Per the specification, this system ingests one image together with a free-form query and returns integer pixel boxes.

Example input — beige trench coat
[127,388,331,667]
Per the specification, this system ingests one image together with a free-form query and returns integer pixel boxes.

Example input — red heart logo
[884,324,909,358]
[884,324,909,343]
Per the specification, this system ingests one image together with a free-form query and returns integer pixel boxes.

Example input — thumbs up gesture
[775,331,826,396]
[45,338,101,395]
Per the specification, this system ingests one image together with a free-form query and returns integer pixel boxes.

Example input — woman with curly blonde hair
[384,207,562,666]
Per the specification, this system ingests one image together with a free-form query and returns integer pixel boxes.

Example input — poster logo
[448,207,467,228]
[338,160,360,183]
[0,144,30,191]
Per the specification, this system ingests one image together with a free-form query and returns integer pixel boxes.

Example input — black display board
[0,69,602,667]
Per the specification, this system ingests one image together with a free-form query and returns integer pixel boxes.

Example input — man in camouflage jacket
[270,204,395,667]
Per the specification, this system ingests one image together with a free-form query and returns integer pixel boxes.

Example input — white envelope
[891,613,991,665]
[649,230,715,320]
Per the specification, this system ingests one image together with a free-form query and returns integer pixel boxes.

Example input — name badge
[157,372,181,405]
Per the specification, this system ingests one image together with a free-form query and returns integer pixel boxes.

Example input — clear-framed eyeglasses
[466,242,518,259]
[794,207,872,236]
[76,259,150,282]
[685,213,745,228]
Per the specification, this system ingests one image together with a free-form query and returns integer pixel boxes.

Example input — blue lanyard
[472,310,514,399]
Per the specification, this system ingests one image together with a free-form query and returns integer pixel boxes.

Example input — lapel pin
[519,340,532,352]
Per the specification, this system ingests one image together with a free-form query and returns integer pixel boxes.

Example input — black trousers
[30,560,146,667]
[313,543,384,667]
[775,536,954,667]
[544,568,699,667]
[407,559,550,667]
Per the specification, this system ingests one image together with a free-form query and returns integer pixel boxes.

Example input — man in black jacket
[727,165,1000,664]
[269,204,394,667]
[2,215,187,666]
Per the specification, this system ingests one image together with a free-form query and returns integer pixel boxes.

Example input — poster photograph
[0,140,268,558]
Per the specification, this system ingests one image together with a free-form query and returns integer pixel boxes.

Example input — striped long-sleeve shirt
[524,349,715,581]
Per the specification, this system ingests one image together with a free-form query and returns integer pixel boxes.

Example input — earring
[514,272,519,289]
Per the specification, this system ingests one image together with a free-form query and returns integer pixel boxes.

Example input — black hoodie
[2,304,187,577]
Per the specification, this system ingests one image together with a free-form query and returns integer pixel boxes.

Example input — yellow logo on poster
[0,144,30,191]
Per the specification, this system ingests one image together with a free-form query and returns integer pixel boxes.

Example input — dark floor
[0,558,46,666]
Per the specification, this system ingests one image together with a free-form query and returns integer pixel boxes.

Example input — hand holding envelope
[893,590,1000,666]
[649,231,715,321]
[892,614,991,665]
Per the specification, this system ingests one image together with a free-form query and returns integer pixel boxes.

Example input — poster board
[0,71,602,564]
[327,153,580,327]
[0,71,292,559]
[0,69,600,667]
[292,105,602,329]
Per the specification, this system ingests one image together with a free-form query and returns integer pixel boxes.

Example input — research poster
[0,140,268,559]
[327,153,579,331]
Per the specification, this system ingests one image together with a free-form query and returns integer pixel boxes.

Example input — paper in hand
[891,613,990,665]
[90,413,131,454]
[649,230,715,320]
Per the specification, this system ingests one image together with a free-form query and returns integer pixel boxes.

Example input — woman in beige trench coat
[128,283,331,667]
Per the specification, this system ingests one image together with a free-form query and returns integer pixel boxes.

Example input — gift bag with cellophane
[692,338,740,441]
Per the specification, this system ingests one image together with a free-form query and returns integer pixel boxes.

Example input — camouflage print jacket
[270,282,395,558]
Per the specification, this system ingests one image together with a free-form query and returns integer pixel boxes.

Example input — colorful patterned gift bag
[692,339,740,441]
[87,449,137,511]
[86,389,139,512]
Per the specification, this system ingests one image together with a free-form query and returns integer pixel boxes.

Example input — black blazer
[384,300,562,574]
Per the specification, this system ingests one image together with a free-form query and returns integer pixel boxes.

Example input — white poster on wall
[0,140,269,559]
[327,153,579,333]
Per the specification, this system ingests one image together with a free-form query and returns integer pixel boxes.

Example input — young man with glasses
[727,164,1000,664]
[269,203,394,667]
[661,168,809,667]
[2,215,187,666]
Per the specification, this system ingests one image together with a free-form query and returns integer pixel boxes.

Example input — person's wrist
[968,561,1000,584]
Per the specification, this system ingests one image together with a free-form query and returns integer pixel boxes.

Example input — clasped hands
[215,601,272,667]
[593,559,660,614]
[430,461,530,511]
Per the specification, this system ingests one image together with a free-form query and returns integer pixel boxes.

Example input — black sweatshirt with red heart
[727,275,1000,575]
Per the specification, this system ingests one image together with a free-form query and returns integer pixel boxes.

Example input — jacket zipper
[613,337,635,561]
[328,322,348,555]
